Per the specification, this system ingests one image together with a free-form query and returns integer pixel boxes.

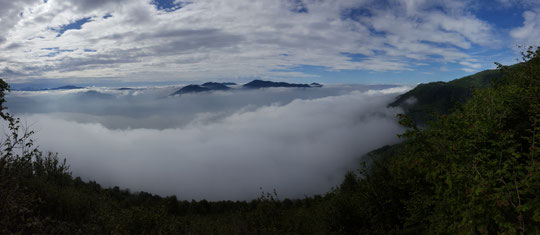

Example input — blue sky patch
[342,53,369,62]
[40,47,75,57]
[54,17,92,37]
[289,0,308,13]
[151,0,186,12]
[341,8,371,21]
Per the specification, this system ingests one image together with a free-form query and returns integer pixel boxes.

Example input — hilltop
[389,68,504,124]
[170,80,323,96]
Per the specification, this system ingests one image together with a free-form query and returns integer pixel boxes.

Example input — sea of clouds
[5,85,409,200]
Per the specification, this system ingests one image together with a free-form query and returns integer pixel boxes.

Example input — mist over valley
[5,84,408,200]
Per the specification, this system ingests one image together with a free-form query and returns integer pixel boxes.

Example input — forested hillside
[390,67,503,125]
[0,48,538,234]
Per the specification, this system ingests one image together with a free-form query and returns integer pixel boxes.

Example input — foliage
[365,46,540,233]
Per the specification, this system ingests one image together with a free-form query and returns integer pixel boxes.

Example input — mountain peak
[51,85,85,90]
[201,82,231,90]
[171,85,211,95]
[242,80,311,89]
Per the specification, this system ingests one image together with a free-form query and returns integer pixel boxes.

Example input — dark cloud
[0,67,25,78]
[151,34,244,54]
[4,43,24,50]
[72,0,130,13]
[55,51,141,72]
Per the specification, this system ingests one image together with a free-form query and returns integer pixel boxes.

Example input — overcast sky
[0,0,539,86]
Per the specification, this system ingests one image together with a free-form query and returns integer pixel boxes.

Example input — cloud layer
[0,0,514,83]
[7,86,407,200]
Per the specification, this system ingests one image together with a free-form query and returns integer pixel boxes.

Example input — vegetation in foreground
[0,48,539,234]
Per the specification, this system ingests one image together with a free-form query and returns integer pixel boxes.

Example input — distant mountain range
[14,85,85,91]
[242,80,310,89]
[11,69,499,124]
[12,80,323,95]
[170,80,323,96]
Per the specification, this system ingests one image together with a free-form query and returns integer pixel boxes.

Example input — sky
[0,0,539,86]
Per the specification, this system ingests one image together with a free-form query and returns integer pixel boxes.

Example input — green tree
[396,47,540,233]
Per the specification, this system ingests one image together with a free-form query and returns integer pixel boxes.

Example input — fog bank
[7,86,408,200]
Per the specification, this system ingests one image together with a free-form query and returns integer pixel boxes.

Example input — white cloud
[461,67,476,72]
[0,0,496,83]
[459,61,482,69]
[511,8,540,48]
[8,86,407,200]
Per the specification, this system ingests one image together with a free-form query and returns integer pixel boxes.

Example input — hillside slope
[389,68,503,124]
